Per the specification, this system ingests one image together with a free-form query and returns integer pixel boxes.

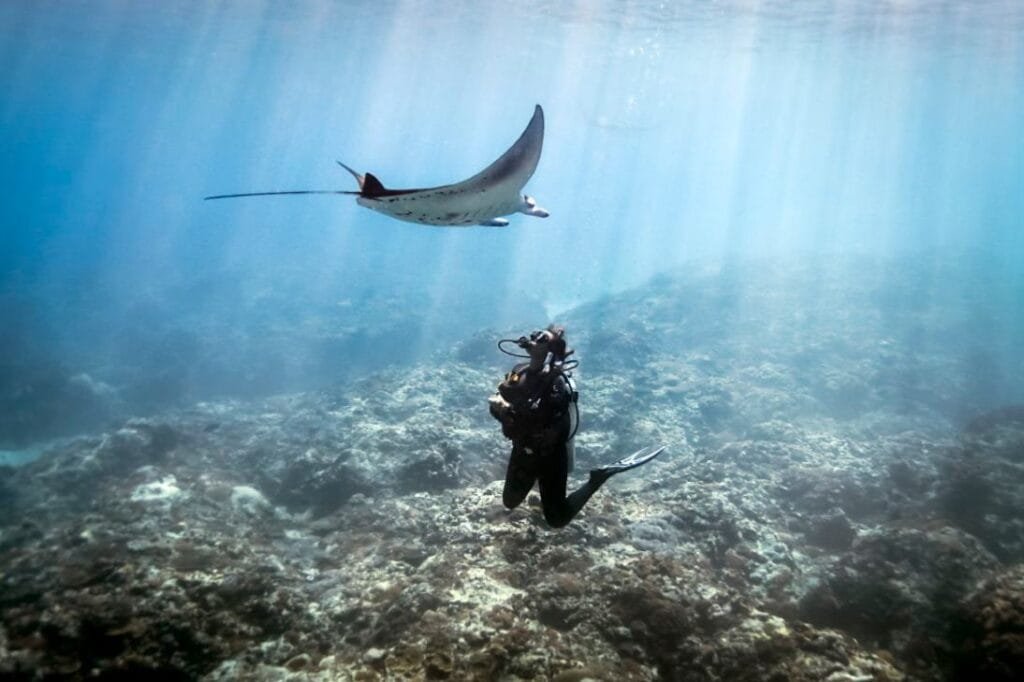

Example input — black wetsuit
[494,362,606,528]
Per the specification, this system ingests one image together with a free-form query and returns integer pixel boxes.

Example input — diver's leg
[503,444,538,509]
[538,442,607,528]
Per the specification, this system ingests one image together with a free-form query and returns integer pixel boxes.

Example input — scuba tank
[490,326,580,457]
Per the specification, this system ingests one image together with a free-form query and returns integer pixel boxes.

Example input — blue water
[2,1,1022,442]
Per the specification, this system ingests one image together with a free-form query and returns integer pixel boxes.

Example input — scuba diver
[488,325,665,527]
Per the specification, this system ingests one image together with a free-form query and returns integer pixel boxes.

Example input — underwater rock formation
[934,406,1024,562]
[799,527,998,676]
[949,563,1024,681]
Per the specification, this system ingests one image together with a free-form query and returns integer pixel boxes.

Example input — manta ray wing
[453,103,545,194]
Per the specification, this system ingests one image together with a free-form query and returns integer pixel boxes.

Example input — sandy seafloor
[1,255,1022,681]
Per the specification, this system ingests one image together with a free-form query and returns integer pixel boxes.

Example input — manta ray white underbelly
[205,105,549,228]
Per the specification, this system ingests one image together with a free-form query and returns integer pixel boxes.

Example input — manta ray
[205,105,549,227]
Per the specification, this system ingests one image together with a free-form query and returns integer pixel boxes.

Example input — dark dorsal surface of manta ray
[205,105,549,228]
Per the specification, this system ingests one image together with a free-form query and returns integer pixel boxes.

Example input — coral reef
[2,257,1021,679]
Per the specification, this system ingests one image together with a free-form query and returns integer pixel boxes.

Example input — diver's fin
[479,218,509,227]
[204,190,358,200]
[592,444,666,477]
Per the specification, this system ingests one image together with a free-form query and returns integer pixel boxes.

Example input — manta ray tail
[204,190,358,200]
[204,161,370,200]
